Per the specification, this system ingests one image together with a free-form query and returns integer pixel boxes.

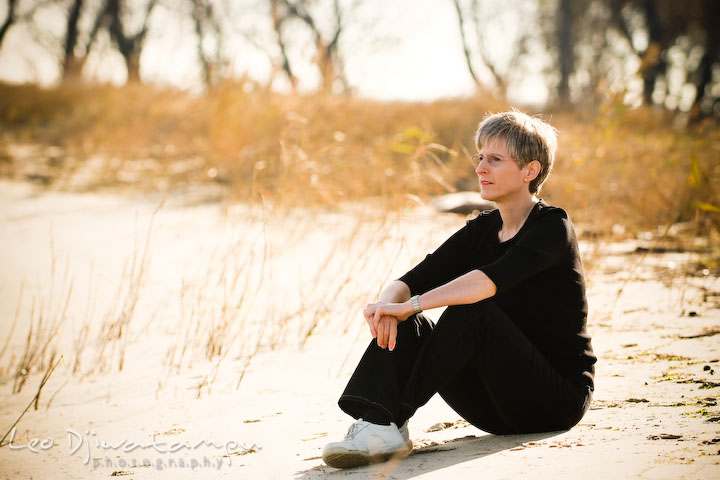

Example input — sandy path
[1,181,718,479]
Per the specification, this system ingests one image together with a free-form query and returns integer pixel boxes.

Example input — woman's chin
[479,191,495,202]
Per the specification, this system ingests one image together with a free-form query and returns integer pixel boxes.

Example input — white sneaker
[323,419,412,468]
[399,420,411,446]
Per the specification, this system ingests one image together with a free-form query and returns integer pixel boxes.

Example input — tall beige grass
[1,81,717,237]
[2,244,73,394]
[0,81,717,405]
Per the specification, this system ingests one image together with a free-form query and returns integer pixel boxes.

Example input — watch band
[410,295,422,314]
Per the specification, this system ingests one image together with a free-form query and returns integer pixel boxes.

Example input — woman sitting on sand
[322,110,597,469]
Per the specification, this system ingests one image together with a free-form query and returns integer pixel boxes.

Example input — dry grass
[156,204,438,397]
[0,197,442,402]
[0,81,718,404]
[546,104,720,239]
[0,355,63,447]
[1,81,717,236]
[87,200,162,375]
[0,81,507,210]
[1,246,73,394]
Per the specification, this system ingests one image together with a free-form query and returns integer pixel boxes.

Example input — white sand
[1,181,718,479]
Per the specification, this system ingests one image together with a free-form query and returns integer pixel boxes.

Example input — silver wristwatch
[410,295,422,314]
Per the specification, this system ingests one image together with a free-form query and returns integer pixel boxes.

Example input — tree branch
[0,0,19,47]
[452,0,481,88]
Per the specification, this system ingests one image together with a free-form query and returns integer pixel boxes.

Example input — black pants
[338,301,592,434]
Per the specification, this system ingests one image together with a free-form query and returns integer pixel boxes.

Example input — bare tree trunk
[270,0,297,90]
[316,39,333,93]
[469,0,510,98]
[690,30,718,117]
[189,0,224,89]
[286,0,331,92]
[61,0,84,81]
[105,0,158,84]
[62,55,86,81]
[271,0,347,93]
[126,51,141,83]
[0,0,18,48]
[686,0,719,116]
[608,0,666,106]
[556,0,574,104]
[638,0,665,105]
[63,0,107,83]
[452,0,481,89]
[316,0,343,93]
[191,0,208,88]
[452,0,521,99]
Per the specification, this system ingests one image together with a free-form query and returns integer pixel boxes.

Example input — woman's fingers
[365,302,406,346]
[374,316,397,350]
[372,306,383,334]
[364,303,378,337]
[388,319,398,351]
[365,314,377,338]
[376,316,385,348]
[382,317,391,349]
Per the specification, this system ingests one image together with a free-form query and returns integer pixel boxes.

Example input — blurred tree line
[453,0,719,117]
[1,0,718,117]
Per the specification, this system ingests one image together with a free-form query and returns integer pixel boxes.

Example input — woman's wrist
[399,300,413,320]
[410,294,422,314]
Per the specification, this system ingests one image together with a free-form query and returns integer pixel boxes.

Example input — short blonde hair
[475,110,558,194]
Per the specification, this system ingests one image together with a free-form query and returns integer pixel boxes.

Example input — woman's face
[474,137,533,203]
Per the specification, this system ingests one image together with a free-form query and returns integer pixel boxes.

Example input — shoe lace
[344,422,363,440]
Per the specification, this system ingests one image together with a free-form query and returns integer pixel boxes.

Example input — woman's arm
[368,270,496,322]
[409,269,496,311]
[397,220,475,297]
[365,270,497,350]
[378,280,411,304]
[367,208,571,350]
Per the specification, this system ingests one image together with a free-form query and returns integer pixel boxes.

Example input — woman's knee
[398,313,434,339]
[438,301,507,331]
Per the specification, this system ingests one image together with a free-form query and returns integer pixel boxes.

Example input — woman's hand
[363,301,413,351]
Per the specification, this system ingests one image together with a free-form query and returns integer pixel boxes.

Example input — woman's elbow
[474,270,497,300]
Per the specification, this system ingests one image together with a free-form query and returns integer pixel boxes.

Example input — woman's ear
[526,160,541,181]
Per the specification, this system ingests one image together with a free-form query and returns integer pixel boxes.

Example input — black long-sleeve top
[398,200,596,389]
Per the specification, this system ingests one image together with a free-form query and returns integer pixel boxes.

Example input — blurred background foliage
[0,0,718,238]
[1,0,717,115]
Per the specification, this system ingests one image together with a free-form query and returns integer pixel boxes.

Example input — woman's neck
[497,195,539,242]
